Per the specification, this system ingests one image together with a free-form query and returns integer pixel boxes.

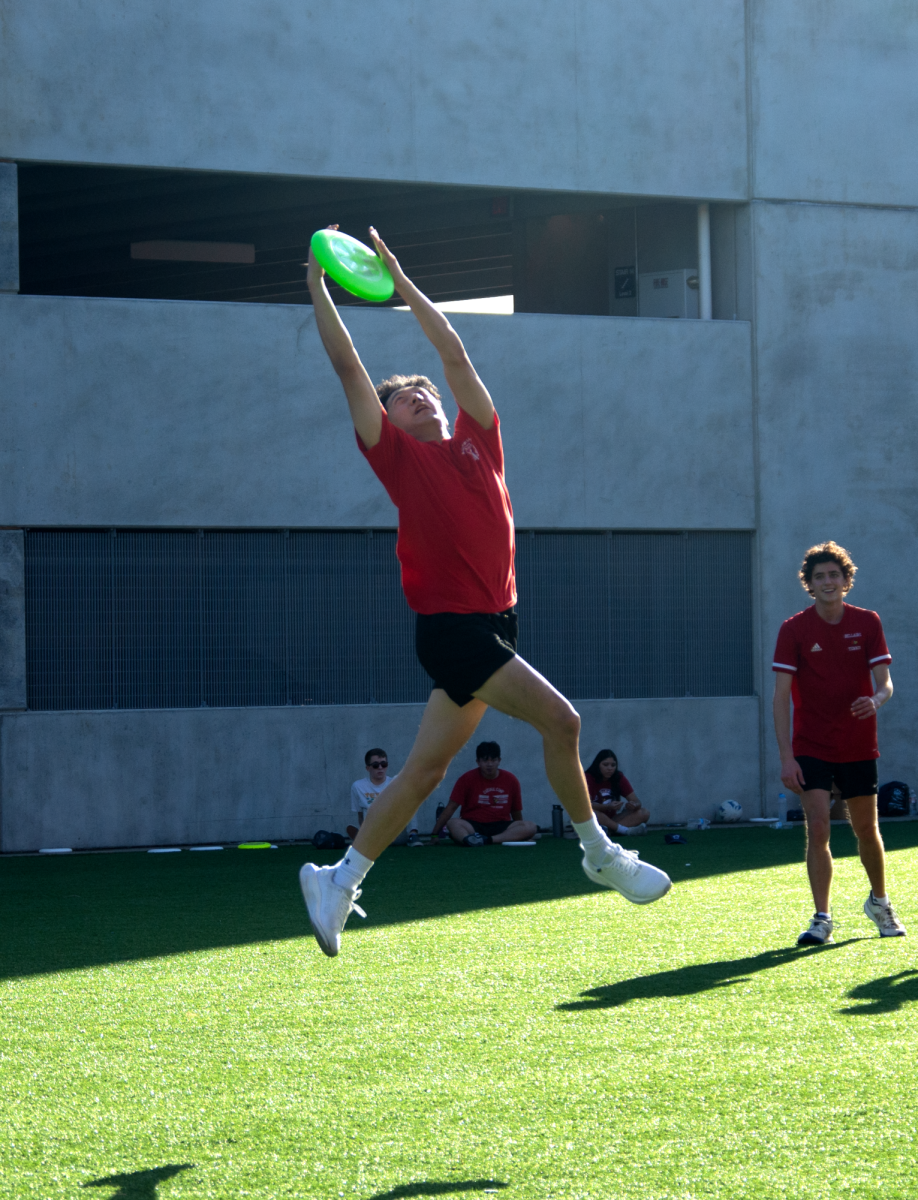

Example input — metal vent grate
[25,529,753,710]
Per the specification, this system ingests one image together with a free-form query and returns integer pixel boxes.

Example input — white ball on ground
[715,799,743,823]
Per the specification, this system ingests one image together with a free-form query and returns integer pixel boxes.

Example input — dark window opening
[24,528,753,711]
[16,163,741,317]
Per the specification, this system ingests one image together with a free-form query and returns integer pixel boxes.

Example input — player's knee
[551,705,581,745]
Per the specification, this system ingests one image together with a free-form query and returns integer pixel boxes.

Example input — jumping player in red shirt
[772,541,905,945]
[299,227,672,955]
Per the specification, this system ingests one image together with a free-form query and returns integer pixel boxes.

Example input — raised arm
[306,237,383,448]
[369,228,496,430]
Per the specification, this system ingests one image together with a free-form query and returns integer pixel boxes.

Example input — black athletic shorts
[796,756,878,799]
[470,819,512,837]
[415,608,518,707]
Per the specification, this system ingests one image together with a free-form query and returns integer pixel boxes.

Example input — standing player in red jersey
[299,227,672,956]
[772,541,906,945]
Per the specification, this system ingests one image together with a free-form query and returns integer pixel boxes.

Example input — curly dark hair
[799,541,857,592]
[376,374,441,409]
[584,748,624,801]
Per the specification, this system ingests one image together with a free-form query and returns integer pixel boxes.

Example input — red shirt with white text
[772,603,891,761]
[449,768,522,824]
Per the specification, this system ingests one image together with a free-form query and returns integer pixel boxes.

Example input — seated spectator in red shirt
[583,749,649,835]
[431,741,537,846]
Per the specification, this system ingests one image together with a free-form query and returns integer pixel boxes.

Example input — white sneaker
[797,914,834,946]
[299,863,366,957]
[623,822,647,836]
[581,841,672,904]
[864,893,907,937]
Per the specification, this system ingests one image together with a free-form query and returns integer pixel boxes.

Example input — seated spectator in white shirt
[347,748,420,846]
[430,741,537,845]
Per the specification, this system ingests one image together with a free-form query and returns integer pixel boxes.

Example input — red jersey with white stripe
[449,768,522,823]
[772,603,891,761]
[359,409,516,615]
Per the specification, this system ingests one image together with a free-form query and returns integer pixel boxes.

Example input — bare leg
[846,795,887,897]
[619,807,650,828]
[353,690,486,861]
[490,819,538,843]
[801,790,833,912]
[447,817,475,843]
[473,655,593,823]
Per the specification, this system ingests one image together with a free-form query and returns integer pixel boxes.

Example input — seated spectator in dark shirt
[583,748,649,835]
[431,741,537,846]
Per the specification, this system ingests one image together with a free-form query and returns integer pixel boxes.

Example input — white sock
[572,816,611,863]
[333,847,374,895]
[873,893,889,906]
[617,823,630,835]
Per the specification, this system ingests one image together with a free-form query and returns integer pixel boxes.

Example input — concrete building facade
[1,1,916,849]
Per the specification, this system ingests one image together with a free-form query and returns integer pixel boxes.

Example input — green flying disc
[310,229,395,303]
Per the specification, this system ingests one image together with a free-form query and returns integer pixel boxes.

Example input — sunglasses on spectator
[369,759,388,768]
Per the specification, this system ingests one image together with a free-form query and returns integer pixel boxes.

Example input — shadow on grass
[82,1164,194,1197]
[3,823,917,981]
[840,968,918,1015]
[557,940,859,1011]
[368,1181,508,1199]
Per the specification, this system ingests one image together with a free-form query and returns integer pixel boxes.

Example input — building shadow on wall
[840,969,918,1015]
[82,1164,194,1198]
[3,823,917,982]
[556,941,857,1012]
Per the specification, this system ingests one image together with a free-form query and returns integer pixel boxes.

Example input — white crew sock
[333,847,374,895]
[616,823,631,835]
[872,893,890,906]
[572,816,612,864]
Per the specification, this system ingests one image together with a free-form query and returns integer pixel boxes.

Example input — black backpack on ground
[312,829,347,850]
[877,781,911,817]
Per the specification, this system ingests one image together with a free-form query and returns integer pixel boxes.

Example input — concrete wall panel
[0,0,747,200]
[0,531,26,710]
[0,697,761,851]
[753,201,918,796]
[753,1,918,205]
[0,295,755,530]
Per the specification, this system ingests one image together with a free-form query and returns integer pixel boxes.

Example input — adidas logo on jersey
[811,643,822,652]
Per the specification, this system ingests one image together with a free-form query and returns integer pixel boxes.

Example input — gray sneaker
[797,914,834,946]
[581,841,672,904]
[299,863,366,957]
[406,831,423,847]
[864,893,906,937]
[462,833,487,846]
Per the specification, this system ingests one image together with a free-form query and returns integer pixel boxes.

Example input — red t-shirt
[586,772,634,803]
[449,768,522,824]
[772,603,891,762]
[359,408,516,615]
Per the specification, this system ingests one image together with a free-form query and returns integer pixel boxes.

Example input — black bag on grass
[877,781,911,817]
[312,829,347,850]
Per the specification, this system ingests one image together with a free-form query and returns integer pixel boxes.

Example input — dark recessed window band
[23,529,754,711]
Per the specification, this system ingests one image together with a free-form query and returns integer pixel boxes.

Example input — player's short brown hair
[799,541,858,592]
[376,374,440,409]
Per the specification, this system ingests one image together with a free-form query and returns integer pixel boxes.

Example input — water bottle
[552,804,565,838]
[777,792,788,828]
[434,803,445,838]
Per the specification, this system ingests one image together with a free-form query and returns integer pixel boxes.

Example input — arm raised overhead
[369,227,496,431]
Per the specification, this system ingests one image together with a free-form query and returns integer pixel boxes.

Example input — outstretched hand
[306,224,339,287]
[369,227,408,290]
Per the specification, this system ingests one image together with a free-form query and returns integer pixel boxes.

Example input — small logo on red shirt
[461,439,480,461]
[811,643,822,652]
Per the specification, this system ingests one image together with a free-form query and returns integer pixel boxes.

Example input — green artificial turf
[2,825,918,1199]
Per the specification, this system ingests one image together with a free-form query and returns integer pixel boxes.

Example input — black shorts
[796,756,878,799]
[470,819,513,836]
[415,608,518,707]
